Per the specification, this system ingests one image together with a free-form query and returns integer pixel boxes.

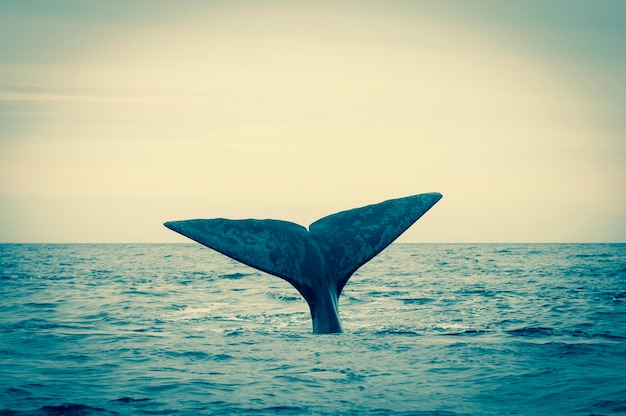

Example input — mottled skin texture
[164,192,442,334]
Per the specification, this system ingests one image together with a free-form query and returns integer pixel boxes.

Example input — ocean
[1,243,625,415]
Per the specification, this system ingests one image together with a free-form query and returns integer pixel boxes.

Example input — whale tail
[164,192,442,333]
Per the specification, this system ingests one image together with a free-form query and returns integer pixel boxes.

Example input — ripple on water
[0,243,625,415]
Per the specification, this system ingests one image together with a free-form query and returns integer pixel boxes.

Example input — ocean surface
[1,243,625,415]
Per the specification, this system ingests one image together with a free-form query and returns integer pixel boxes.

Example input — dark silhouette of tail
[164,192,442,333]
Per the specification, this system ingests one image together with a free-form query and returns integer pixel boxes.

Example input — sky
[1,0,625,243]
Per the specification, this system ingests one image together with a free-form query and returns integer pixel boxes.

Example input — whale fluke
[164,192,442,334]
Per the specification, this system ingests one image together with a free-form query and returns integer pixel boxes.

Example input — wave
[613,291,626,301]
[374,328,422,336]
[398,297,435,305]
[506,326,560,337]
[111,397,150,403]
[265,292,302,302]
[0,404,117,416]
[443,329,491,337]
[506,326,626,341]
[219,272,258,280]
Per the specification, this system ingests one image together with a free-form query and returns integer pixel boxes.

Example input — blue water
[1,243,625,415]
